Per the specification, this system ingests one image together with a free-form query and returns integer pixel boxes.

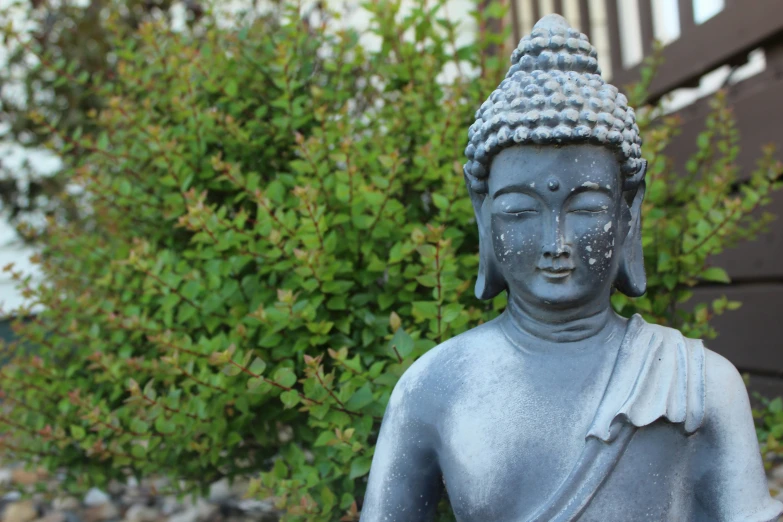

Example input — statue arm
[693,350,783,522]
[360,374,443,522]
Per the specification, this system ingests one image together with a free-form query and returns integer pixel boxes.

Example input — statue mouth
[538,267,574,280]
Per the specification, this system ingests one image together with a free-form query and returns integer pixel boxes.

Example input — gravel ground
[2,460,783,521]
[0,464,280,522]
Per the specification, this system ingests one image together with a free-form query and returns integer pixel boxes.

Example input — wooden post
[605,0,624,77]
[638,0,655,56]
[678,0,694,32]
[578,0,592,38]
[510,0,522,42]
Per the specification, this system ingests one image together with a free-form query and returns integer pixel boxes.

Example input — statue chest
[434,355,602,513]
[434,358,696,521]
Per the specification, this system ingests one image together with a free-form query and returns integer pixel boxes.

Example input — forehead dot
[548,178,560,191]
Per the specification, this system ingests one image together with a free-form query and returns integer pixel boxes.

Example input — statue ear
[615,160,647,297]
[466,177,507,300]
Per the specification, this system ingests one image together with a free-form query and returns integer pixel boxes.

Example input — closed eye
[493,192,540,216]
[568,208,607,214]
[503,209,539,216]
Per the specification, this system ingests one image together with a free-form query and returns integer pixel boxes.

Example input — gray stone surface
[361,13,783,522]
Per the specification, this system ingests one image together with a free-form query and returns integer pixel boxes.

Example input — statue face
[486,144,624,308]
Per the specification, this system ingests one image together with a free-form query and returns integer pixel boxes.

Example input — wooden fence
[507,0,783,392]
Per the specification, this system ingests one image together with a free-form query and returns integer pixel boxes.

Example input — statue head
[463,14,647,308]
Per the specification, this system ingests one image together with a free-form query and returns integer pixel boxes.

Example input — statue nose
[542,215,571,259]
[542,243,571,259]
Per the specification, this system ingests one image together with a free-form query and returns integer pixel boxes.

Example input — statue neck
[502,292,619,345]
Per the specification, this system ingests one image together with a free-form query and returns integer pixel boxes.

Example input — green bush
[0,2,779,521]
[0,0,204,231]
[618,71,781,339]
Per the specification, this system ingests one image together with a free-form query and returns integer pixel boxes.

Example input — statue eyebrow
[491,183,541,199]
[566,184,613,198]
[491,182,612,199]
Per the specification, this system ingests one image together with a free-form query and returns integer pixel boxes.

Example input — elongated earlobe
[615,161,647,297]
[475,223,506,300]
[466,178,506,300]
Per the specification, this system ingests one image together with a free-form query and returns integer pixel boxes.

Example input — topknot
[464,14,642,194]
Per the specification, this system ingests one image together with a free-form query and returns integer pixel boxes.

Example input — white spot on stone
[589,258,597,265]
[582,181,599,189]
[586,245,592,252]
[603,222,612,232]
[605,250,612,258]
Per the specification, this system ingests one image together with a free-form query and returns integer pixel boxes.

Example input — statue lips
[537,264,574,281]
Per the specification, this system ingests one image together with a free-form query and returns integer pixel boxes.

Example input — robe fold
[530,315,782,522]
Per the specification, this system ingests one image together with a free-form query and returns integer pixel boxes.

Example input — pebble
[207,479,231,503]
[33,513,66,522]
[3,500,38,522]
[82,489,111,509]
[82,502,119,522]
[123,504,159,522]
[0,461,281,522]
[0,468,13,487]
[11,468,46,487]
[51,497,79,512]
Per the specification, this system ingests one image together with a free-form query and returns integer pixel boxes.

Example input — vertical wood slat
[554,0,564,14]
[605,0,624,76]
[638,0,655,55]
[578,0,592,38]
[532,0,541,22]
[678,0,694,32]
[510,0,522,42]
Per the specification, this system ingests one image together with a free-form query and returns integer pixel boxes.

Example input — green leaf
[412,301,439,321]
[432,193,449,209]
[349,456,373,479]
[314,431,335,447]
[280,390,300,409]
[388,328,414,359]
[130,419,149,434]
[223,364,242,377]
[225,79,238,97]
[70,425,86,440]
[416,274,437,287]
[131,444,146,459]
[155,416,176,435]
[247,377,266,391]
[274,367,297,388]
[249,357,267,376]
[701,267,730,283]
[344,384,373,411]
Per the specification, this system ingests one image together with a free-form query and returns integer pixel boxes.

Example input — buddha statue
[360,13,783,522]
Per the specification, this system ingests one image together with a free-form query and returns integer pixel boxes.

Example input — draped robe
[361,314,783,522]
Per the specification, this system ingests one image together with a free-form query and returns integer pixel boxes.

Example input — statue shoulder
[388,319,505,412]
[701,347,752,428]
[624,318,754,435]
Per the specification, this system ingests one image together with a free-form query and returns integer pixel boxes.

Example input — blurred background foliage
[0,1,779,521]
[0,0,205,232]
